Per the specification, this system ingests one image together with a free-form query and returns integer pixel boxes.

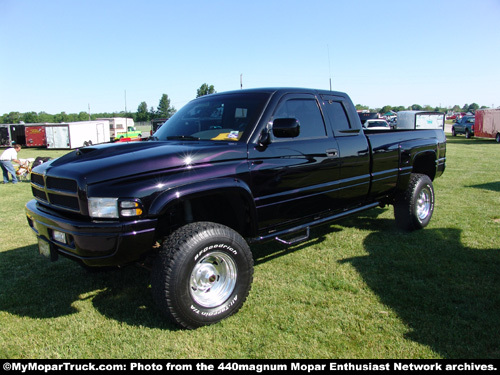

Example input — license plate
[38,239,51,258]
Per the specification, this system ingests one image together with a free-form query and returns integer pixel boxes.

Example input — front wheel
[151,222,254,329]
[394,173,435,231]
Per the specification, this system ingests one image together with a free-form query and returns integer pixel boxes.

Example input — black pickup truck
[25,88,446,329]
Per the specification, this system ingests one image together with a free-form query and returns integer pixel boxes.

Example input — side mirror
[273,118,300,138]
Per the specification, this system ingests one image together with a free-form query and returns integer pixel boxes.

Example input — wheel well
[412,152,436,181]
[156,190,256,240]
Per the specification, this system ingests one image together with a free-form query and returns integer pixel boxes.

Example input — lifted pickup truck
[26,88,446,329]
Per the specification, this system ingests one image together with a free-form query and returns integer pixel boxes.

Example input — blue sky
[1,0,499,114]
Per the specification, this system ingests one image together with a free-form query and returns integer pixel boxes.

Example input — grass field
[0,136,499,359]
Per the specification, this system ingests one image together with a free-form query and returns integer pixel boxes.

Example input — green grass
[1,137,499,359]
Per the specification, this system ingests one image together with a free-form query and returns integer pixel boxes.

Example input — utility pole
[240,74,243,89]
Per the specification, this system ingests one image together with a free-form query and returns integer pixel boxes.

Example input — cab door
[248,94,341,230]
[320,95,371,209]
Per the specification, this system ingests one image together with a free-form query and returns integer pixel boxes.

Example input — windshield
[153,92,270,142]
[366,121,389,128]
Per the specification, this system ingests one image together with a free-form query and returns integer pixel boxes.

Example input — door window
[273,98,327,139]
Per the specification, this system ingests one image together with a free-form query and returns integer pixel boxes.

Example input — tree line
[0,83,488,124]
[0,84,217,125]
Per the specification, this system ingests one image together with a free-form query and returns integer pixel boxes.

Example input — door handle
[326,149,339,158]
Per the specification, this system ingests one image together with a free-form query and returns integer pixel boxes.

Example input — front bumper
[25,199,158,267]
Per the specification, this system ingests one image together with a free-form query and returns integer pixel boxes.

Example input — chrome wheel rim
[416,187,432,221]
[190,251,237,308]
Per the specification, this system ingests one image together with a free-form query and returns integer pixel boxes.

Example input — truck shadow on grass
[0,246,178,330]
[337,215,500,359]
[467,181,500,193]
[2,214,499,352]
[446,136,497,145]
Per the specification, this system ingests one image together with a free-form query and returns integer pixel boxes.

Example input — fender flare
[149,177,258,234]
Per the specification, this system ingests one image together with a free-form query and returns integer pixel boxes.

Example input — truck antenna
[327,44,332,91]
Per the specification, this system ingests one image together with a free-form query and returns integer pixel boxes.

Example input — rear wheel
[465,129,471,139]
[151,222,254,329]
[394,173,435,231]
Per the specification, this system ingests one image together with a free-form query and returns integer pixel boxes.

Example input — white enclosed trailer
[45,120,110,149]
[397,111,445,130]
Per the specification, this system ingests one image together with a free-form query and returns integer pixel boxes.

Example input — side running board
[275,227,310,246]
[249,202,380,244]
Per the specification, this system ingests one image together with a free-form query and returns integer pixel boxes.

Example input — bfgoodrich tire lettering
[394,173,435,231]
[151,222,254,329]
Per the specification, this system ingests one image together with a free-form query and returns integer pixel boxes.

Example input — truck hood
[35,141,248,185]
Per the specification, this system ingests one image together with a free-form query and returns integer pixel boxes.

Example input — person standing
[0,143,22,184]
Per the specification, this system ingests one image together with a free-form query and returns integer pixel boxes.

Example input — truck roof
[200,87,349,98]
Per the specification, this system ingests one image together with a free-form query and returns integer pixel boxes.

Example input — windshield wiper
[166,135,200,141]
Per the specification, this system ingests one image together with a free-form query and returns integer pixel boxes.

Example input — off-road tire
[151,222,254,329]
[394,173,435,231]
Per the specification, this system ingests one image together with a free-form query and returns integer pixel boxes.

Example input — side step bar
[275,227,310,246]
[249,202,380,245]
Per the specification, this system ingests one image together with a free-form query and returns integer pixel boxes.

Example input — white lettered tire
[151,222,254,329]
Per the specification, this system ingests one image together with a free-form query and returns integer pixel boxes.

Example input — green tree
[467,103,479,113]
[38,112,53,123]
[149,106,156,119]
[4,112,21,123]
[157,94,176,118]
[54,112,69,123]
[77,111,89,121]
[136,101,149,122]
[411,104,423,111]
[22,112,39,123]
[197,83,216,98]
[380,105,393,114]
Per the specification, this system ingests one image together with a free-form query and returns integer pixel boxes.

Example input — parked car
[452,116,475,138]
[363,119,390,130]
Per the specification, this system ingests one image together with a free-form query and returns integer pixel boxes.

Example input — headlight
[88,198,144,219]
[88,198,119,218]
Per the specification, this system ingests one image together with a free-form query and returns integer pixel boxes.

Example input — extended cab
[25,88,446,328]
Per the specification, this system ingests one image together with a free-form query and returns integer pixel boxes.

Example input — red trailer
[25,124,47,147]
[475,109,500,143]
